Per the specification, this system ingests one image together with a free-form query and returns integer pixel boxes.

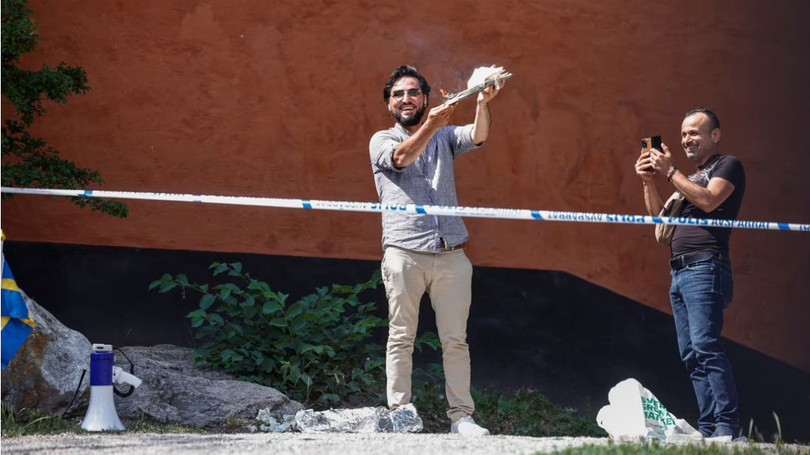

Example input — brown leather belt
[440,241,467,252]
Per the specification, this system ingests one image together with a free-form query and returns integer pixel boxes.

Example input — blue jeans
[669,253,739,436]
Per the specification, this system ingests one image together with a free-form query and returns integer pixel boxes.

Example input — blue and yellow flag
[2,235,36,369]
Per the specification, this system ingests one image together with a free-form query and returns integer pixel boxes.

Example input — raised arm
[636,150,664,215]
[470,82,504,145]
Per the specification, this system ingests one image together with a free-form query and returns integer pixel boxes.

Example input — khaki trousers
[381,246,474,422]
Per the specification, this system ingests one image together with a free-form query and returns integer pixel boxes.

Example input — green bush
[407,373,606,437]
[472,387,606,437]
[150,263,439,408]
[149,261,617,438]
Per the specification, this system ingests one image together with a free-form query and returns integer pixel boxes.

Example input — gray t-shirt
[369,123,481,252]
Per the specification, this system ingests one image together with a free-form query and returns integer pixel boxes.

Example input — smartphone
[641,135,662,153]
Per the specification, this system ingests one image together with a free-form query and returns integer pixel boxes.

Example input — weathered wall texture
[3,1,809,372]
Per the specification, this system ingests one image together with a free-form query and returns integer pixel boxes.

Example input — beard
[684,141,715,161]
[393,104,426,127]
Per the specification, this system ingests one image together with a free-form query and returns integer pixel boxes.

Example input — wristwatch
[667,166,677,182]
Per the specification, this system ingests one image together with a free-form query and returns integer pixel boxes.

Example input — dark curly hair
[382,65,431,103]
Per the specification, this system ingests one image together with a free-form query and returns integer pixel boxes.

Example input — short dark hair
[382,65,431,103]
[685,108,720,130]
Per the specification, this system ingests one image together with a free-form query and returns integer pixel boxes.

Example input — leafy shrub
[149,261,609,438]
[395,361,446,433]
[151,262,441,408]
[405,371,606,437]
[412,385,604,437]
[472,387,605,437]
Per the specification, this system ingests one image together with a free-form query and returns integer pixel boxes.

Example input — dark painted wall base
[3,242,808,442]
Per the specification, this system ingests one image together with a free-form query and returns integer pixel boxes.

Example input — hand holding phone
[635,151,655,182]
[641,135,662,153]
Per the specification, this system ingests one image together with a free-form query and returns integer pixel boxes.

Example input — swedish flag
[2,243,36,370]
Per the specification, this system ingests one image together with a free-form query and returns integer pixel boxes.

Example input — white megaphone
[81,344,142,431]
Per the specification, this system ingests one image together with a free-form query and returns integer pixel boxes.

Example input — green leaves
[262,301,282,315]
[199,294,216,310]
[210,262,230,276]
[414,331,441,353]
[1,0,127,217]
[469,387,606,437]
[150,262,395,408]
[1,0,39,65]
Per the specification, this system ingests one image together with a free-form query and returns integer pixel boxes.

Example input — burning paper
[440,66,512,106]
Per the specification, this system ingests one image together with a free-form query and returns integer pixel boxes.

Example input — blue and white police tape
[2,186,808,233]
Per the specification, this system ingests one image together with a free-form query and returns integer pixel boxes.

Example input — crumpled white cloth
[441,66,512,105]
[466,66,508,89]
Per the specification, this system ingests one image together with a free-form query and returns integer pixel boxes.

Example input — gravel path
[2,433,610,455]
[3,433,794,455]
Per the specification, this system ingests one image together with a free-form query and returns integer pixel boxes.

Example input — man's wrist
[666,166,678,182]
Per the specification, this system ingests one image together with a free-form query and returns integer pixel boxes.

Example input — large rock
[112,345,303,428]
[1,291,92,414]
[2,292,302,428]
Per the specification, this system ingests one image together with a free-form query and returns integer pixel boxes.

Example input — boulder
[111,344,303,428]
[1,292,302,428]
[1,291,91,414]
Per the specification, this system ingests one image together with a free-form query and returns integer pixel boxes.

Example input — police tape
[2,186,808,233]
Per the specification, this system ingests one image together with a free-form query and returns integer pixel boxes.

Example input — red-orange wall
[3,0,809,373]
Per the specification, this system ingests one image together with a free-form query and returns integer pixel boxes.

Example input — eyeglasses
[391,88,422,101]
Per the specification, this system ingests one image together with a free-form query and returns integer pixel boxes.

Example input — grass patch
[554,442,806,455]
[473,387,605,437]
[120,414,206,434]
[1,403,77,437]
[411,380,605,437]
[2,385,601,438]
[1,403,203,437]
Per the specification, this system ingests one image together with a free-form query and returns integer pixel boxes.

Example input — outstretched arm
[471,82,504,145]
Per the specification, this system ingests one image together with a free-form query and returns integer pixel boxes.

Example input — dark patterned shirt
[671,154,746,257]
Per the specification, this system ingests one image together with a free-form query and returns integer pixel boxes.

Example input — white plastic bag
[596,378,702,441]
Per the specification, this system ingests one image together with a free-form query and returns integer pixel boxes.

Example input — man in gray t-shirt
[368,65,504,436]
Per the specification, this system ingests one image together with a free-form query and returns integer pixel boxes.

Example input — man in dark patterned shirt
[635,108,745,439]
[369,65,504,436]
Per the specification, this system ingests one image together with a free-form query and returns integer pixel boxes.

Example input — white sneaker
[450,416,490,436]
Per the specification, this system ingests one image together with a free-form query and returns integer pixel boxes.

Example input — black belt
[669,252,715,270]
